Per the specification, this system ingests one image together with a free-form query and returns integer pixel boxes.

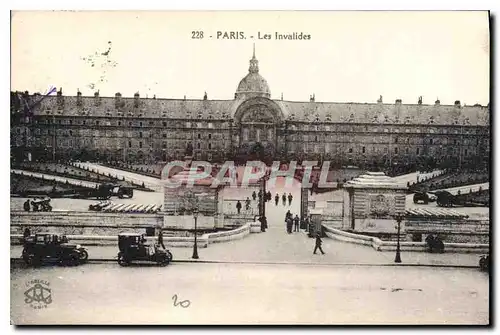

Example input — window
[149,121,154,125]
[348,148,353,153]
[162,143,167,149]
[197,143,201,149]
[394,147,398,154]
[129,122,132,126]
[208,134,212,140]
[69,130,73,136]
[394,138,398,144]
[453,139,457,145]
[208,143,212,150]
[416,148,420,155]
[139,142,143,148]
[139,132,143,138]
[118,121,122,126]
[163,122,167,127]
[96,121,100,126]
[464,149,468,156]
[208,123,214,129]
[128,141,132,148]
[139,122,143,127]
[315,136,318,142]
[362,146,366,154]
[69,120,73,125]
[162,133,167,138]
[198,134,201,139]
[429,138,433,144]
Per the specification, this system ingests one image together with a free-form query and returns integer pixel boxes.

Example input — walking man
[245,197,251,211]
[275,193,279,206]
[293,214,300,232]
[313,233,325,255]
[23,199,31,212]
[288,193,293,206]
[282,193,287,206]
[252,191,257,201]
[158,229,166,249]
[286,216,293,234]
[236,200,242,214]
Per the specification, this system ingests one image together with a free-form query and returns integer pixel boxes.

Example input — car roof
[118,233,142,236]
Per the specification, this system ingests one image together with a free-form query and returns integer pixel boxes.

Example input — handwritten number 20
[172,294,191,308]
[192,31,204,39]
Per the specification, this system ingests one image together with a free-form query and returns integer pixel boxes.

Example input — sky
[11,11,490,105]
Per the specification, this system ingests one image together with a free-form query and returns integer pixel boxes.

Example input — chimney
[115,92,122,109]
[435,98,440,106]
[134,92,140,108]
[57,87,64,107]
[77,89,82,106]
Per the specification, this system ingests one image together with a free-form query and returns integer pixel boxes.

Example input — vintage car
[22,233,89,266]
[117,233,173,267]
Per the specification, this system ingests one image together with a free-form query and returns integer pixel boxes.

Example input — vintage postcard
[10,10,490,325]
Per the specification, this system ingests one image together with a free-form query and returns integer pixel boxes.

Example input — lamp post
[192,209,199,259]
[394,214,404,263]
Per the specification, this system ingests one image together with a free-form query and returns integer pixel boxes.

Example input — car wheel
[159,254,169,266]
[166,251,173,262]
[79,250,89,262]
[117,253,129,267]
[22,249,34,265]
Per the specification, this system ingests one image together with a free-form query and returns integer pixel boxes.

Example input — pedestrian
[282,193,287,206]
[286,217,293,234]
[258,190,263,201]
[236,200,242,214]
[313,233,325,255]
[275,193,279,206]
[158,229,166,249]
[293,215,300,232]
[23,199,30,212]
[259,215,268,232]
[285,210,292,221]
[23,227,31,243]
[245,197,251,211]
[252,191,257,201]
[267,191,272,202]
[288,193,293,206]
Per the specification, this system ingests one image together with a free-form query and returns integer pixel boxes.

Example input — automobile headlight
[76,245,82,249]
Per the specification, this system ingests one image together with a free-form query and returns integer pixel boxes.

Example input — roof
[405,207,469,219]
[345,172,408,189]
[21,94,490,126]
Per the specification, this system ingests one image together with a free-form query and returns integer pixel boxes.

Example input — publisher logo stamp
[24,279,52,309]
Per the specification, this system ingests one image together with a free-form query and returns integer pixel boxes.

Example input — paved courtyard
[11,263,489,325]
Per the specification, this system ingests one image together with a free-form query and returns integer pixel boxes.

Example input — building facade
[11,51,490,169]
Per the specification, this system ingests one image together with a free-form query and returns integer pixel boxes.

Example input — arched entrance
[233,97,284,163]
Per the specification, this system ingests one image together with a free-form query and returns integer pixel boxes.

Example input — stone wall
[405,218,489,244]
[11,211,162,236]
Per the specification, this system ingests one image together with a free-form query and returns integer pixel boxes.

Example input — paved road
[392,170,444,185]
[10,263,489,325]
[435,182,489,195]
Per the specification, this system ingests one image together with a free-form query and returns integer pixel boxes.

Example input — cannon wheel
[117,252,129,267]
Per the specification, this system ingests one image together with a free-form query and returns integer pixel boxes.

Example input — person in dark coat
[282,193,287,206]
[285,210,292,221]
[259,216,268,232]
[288,193,293,206]
[23,200,30,212]
[157,230,166,249]
[245,197,251,211]
[275,193,279,206]
[266,191,272,202]
[23,227,31,243]
[293,215,300,232]
[236,200,242,214]
[313,233,325,255]
[286,217,293,234]
[252,191,257,201]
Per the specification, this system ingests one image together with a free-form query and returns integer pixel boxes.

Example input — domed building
[10,48,490,171]
[235,47,271,100]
